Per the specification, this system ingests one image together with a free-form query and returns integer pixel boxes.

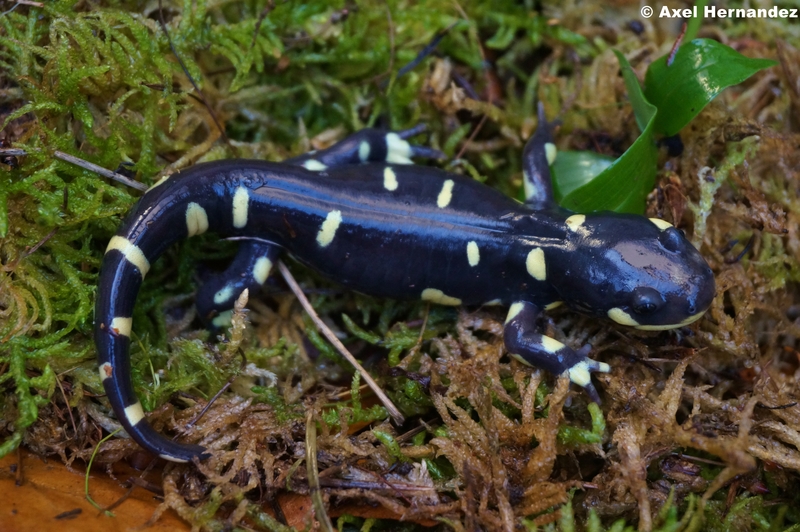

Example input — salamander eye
[660,227,685,252]
[632,287,664,315]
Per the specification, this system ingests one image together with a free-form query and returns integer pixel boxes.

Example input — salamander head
[555,213,715,330]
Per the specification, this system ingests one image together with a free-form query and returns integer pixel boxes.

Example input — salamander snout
[560,213,716,331]
[608,224,716,331]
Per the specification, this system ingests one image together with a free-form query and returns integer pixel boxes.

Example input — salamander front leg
[196,240,281,328]
[286,126,444,170]
[504,301,610,402]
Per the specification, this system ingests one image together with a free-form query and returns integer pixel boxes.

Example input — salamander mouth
[607,307,708,330]
[633,310,707,331]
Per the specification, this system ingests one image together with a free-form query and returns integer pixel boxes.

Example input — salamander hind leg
[503,301,610,402]
[196,240,282,329]
[286,126,444,170]
[521,103,560,209]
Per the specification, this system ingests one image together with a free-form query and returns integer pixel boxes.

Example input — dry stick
[8,0,43,5]
[0,148,147,191]
[55,374,78,439]
[250,1,275,51]
[157,0,229,146]
[277,260,405,425]
[54,151,147,191]
[185,350,247,429]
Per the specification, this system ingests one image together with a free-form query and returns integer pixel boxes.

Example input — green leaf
[555,51,658,214]
[551,151,614,201]
[644,38,777,136]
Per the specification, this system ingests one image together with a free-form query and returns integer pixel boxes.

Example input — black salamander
[95,112,716,462]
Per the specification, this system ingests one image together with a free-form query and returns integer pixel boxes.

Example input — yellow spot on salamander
[124,401,145,426]
[106,236,150,277]
[359,141,371,161]
[540,336,565,354]
[99,362,113,381]
[383,167,398,191]
[505,302,525,324]
[185,202,209,237]
[212,310,233,328]
[110,317,132,337]
[523,170,537,201]
[303,159,327,171]
[437,179,454,208]
[526,247,546,281]
[316,210,342,247]
[421,288,461,306]
[568,361,592,386]
[232,187,250,228]
[253,257,273,284]
[510,353,533,367]
[214,285,234,305]
[565,214,586,232]
[649,218,673,231]
[544,301,563,310]
[385,133,413,164]
[466,241,480,267]
[544,142,557,166]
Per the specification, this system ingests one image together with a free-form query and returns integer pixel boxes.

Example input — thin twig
[277,260,405,424]
[127,476,164,495]
[54,151,147,191]
[25,227,57,257]
[0,148,146,191]
[250,0,275,51]
[185,349,247,428]
[157,0,229,146]
[306,410,334,532]
[455,114,488,160]
[673,453,727,467]
[55,374,78,439]
[451,2,493,161]
[409,303,430,355]
[100,485,135,514]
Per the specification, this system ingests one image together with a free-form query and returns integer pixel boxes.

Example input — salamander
[94,108,716,463]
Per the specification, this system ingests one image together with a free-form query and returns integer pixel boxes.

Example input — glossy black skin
[94,117,715,462]
[550,214,713,326]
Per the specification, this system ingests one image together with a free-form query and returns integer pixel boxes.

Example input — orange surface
[0,449,438,530]
[0,450,189,532]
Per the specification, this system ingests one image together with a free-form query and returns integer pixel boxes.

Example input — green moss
[557,402,605,446]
